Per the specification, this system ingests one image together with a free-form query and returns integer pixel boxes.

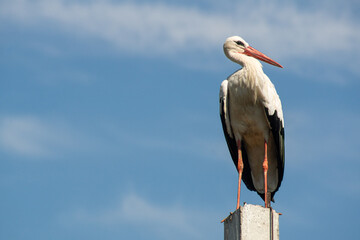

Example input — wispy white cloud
[68,193,215,239]
[1,0,359,62]
[0,112,226,163]
[0,115,84,158]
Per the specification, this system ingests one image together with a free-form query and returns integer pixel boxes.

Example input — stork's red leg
[236,140,244,209]
[263,141,269,208]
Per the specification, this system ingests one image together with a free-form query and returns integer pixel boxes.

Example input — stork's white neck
[226,50,267,104]
[226,50,265,87]
[226,50,263,71]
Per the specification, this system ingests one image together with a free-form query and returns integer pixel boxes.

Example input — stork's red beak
[243,46,283,68]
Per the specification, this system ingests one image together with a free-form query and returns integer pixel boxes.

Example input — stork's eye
[235,40,245,47]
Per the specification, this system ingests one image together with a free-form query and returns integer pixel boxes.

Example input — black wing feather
[264,107,285,199]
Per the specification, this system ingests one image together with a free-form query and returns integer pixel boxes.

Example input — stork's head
[223,36,283,68]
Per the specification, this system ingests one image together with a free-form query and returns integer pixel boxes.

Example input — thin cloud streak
[67,193,214,239]
[0,115,89,158]
[1,0,359,63]
[0,116,61,157]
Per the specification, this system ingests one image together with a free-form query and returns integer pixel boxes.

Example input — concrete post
[223,203,279,240]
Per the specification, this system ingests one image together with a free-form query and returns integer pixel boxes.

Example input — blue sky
[1,0,360,239]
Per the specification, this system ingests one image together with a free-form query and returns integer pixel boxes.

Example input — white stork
[220,36,284,209]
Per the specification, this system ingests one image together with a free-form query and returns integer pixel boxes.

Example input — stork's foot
[220,212,234,223]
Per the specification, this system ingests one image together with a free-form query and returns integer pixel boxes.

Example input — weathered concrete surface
[223,203,279,240]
